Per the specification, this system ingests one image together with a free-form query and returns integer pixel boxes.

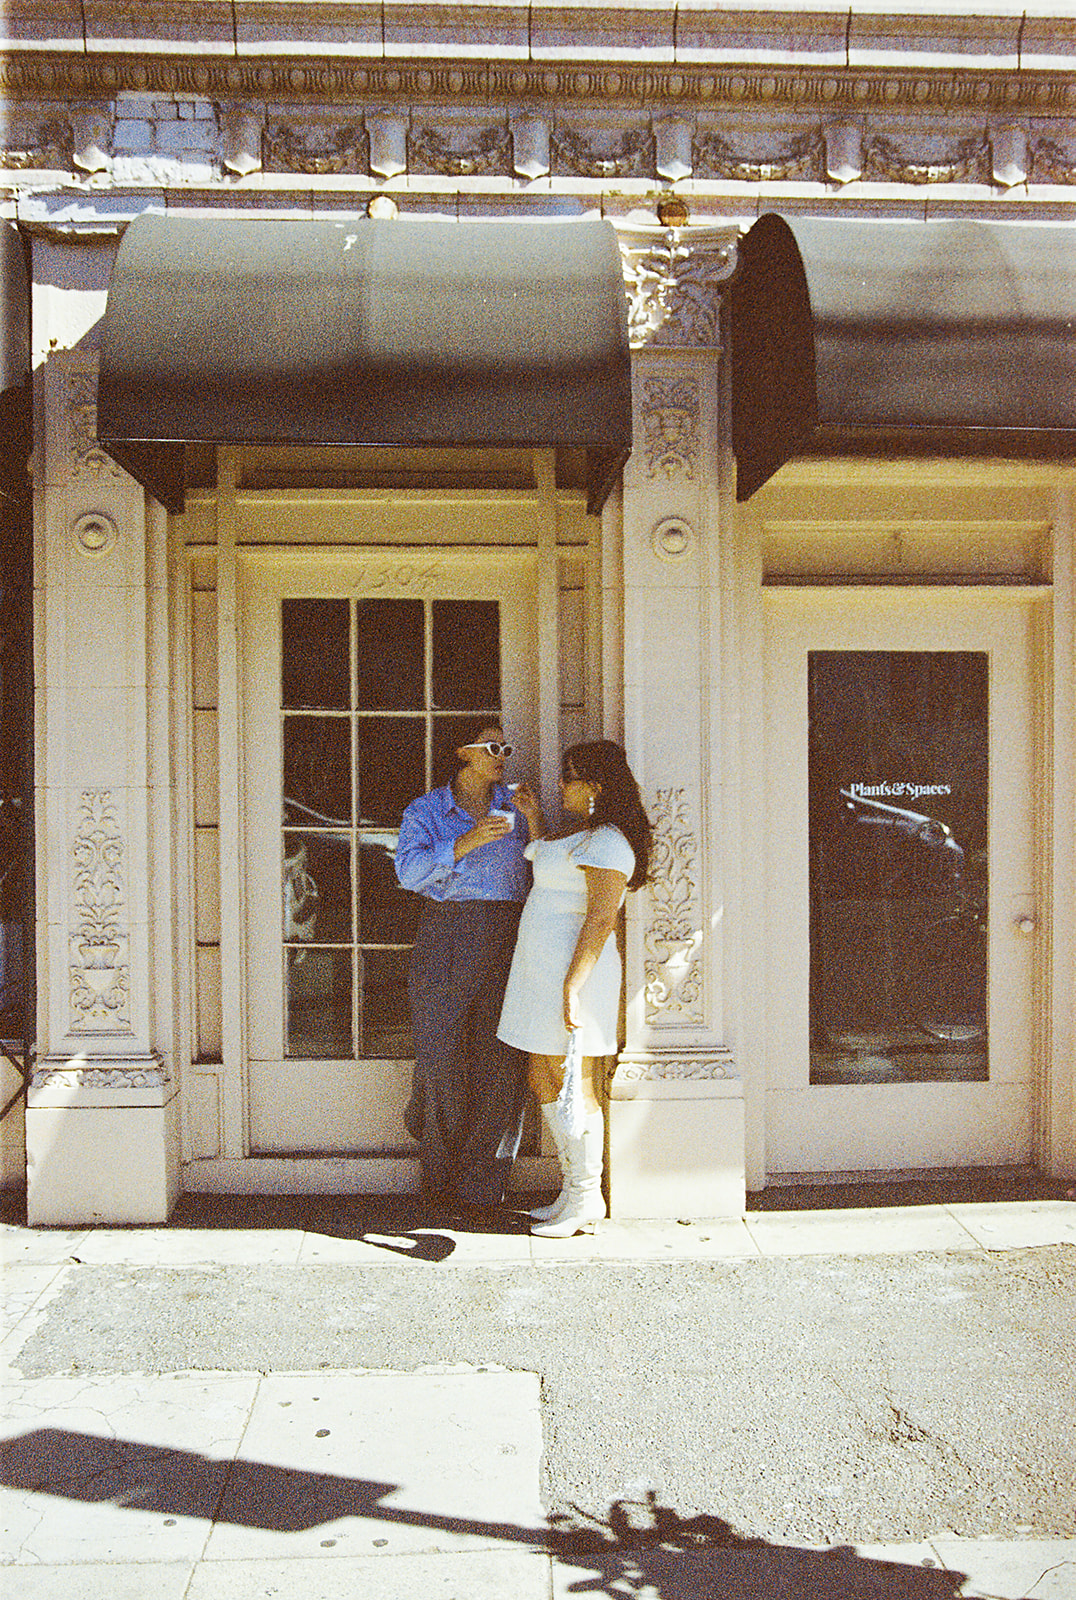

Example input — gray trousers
[405,899,526,1207]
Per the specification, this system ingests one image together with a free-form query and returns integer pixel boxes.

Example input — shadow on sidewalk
[2,1427,967,1597]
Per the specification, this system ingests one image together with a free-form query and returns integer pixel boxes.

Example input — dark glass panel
[282,830,353,944]
[358,834,422,945]
[285,947,352,1059]
[808,651,988,1085]
[283,715,351,827]
[432,599,500,710]
[281,599,350,710]
[355,599,424,710]
[359,948,414,1059]
[357,716,426,826]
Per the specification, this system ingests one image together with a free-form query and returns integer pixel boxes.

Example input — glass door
[242,551,538,1156]
[763,589,1040,1176]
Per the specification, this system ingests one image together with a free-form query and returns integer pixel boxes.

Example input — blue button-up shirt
[394,783,530,902]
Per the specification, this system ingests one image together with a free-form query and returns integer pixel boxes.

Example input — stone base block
[607,1072,746,1219]
[0,1051,27,1189]
[26,1057,180,1226]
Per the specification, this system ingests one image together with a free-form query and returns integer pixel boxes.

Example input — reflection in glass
[283,715,351,826]
[357,716,425,827]
[285,947,352,1059]
[360,948,414,1058]
[432,600,500,710]
[808,651,988,1085]
[355,599,424,710]
[282,831,352,944]
[282,599,350,709]
[359,835,421,945]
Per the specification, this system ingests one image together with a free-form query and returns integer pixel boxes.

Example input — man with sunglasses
[395,721,541,1218]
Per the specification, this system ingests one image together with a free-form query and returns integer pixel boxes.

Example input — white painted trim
[534,449,561,810]
[1044,472,1076,1176]
[215,448,249,1159]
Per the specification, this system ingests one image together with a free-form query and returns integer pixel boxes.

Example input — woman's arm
[394,798,512,893]
[512,782,544,842]
[563,865,627,1030]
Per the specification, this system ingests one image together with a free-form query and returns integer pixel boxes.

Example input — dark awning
[730,213,1076,500]
[98,213,632,514]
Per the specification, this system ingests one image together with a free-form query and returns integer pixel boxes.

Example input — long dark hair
[564,740,652,890]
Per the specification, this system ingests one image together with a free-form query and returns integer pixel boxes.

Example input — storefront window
[808,651,988,1085]
[280,596,500,1059]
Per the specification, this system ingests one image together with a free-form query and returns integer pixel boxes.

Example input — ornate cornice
[3,53,1074,117]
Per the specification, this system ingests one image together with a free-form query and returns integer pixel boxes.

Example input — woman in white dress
[498,741,652,1236]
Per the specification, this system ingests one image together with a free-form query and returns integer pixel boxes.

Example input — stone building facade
[2,3,1073,1222]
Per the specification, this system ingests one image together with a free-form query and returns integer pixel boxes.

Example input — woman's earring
[587,794,595,817]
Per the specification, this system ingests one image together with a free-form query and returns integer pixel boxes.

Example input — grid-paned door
[241,549,538,1156]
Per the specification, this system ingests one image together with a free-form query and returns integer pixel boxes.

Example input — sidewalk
[4,1188,1075,1599]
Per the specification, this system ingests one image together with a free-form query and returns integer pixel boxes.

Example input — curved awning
[98,213,632,514]
[730,213,1076,500]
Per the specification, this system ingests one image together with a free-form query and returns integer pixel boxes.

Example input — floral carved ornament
[644,787,704,1025]
[69,789,131,1031]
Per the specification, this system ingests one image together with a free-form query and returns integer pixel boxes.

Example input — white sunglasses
[462,741,514,758]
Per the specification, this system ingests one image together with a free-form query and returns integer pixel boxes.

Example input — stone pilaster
[25,236,180,1225]
[607,225,745,1218]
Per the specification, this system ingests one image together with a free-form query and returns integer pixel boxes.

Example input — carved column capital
[619,227,739,350]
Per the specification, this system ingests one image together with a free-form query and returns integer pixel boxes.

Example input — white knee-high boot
[530,1102,572,1222]
[530,1110,606,1237]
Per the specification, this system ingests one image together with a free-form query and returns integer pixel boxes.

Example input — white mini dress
[496,825,635,1056]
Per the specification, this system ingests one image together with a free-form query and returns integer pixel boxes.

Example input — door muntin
[279,593,503,1063]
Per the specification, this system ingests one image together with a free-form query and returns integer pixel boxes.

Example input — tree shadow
[2,1428,968,1598]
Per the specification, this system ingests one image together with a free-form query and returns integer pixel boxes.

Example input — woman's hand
[512,782,543,841]
[454,814,513,861]
[563,983,580,1033]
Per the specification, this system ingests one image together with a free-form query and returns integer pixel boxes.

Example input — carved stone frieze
[863,133,991,184]
[644,787,704,1026]
[620,233,735,349]
[0,116,71,170]
[5,55,1073,121]
[69,789,131,1033]
[68,367,122,484]
[614,1054,735,1082]
[264,118,369,174]
[408,124,511,177]
[1031,138,1076,185]
[642,377,700,480]
[33,1064,168,1089]
[552,125,655,179]
[693,126,824,183]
